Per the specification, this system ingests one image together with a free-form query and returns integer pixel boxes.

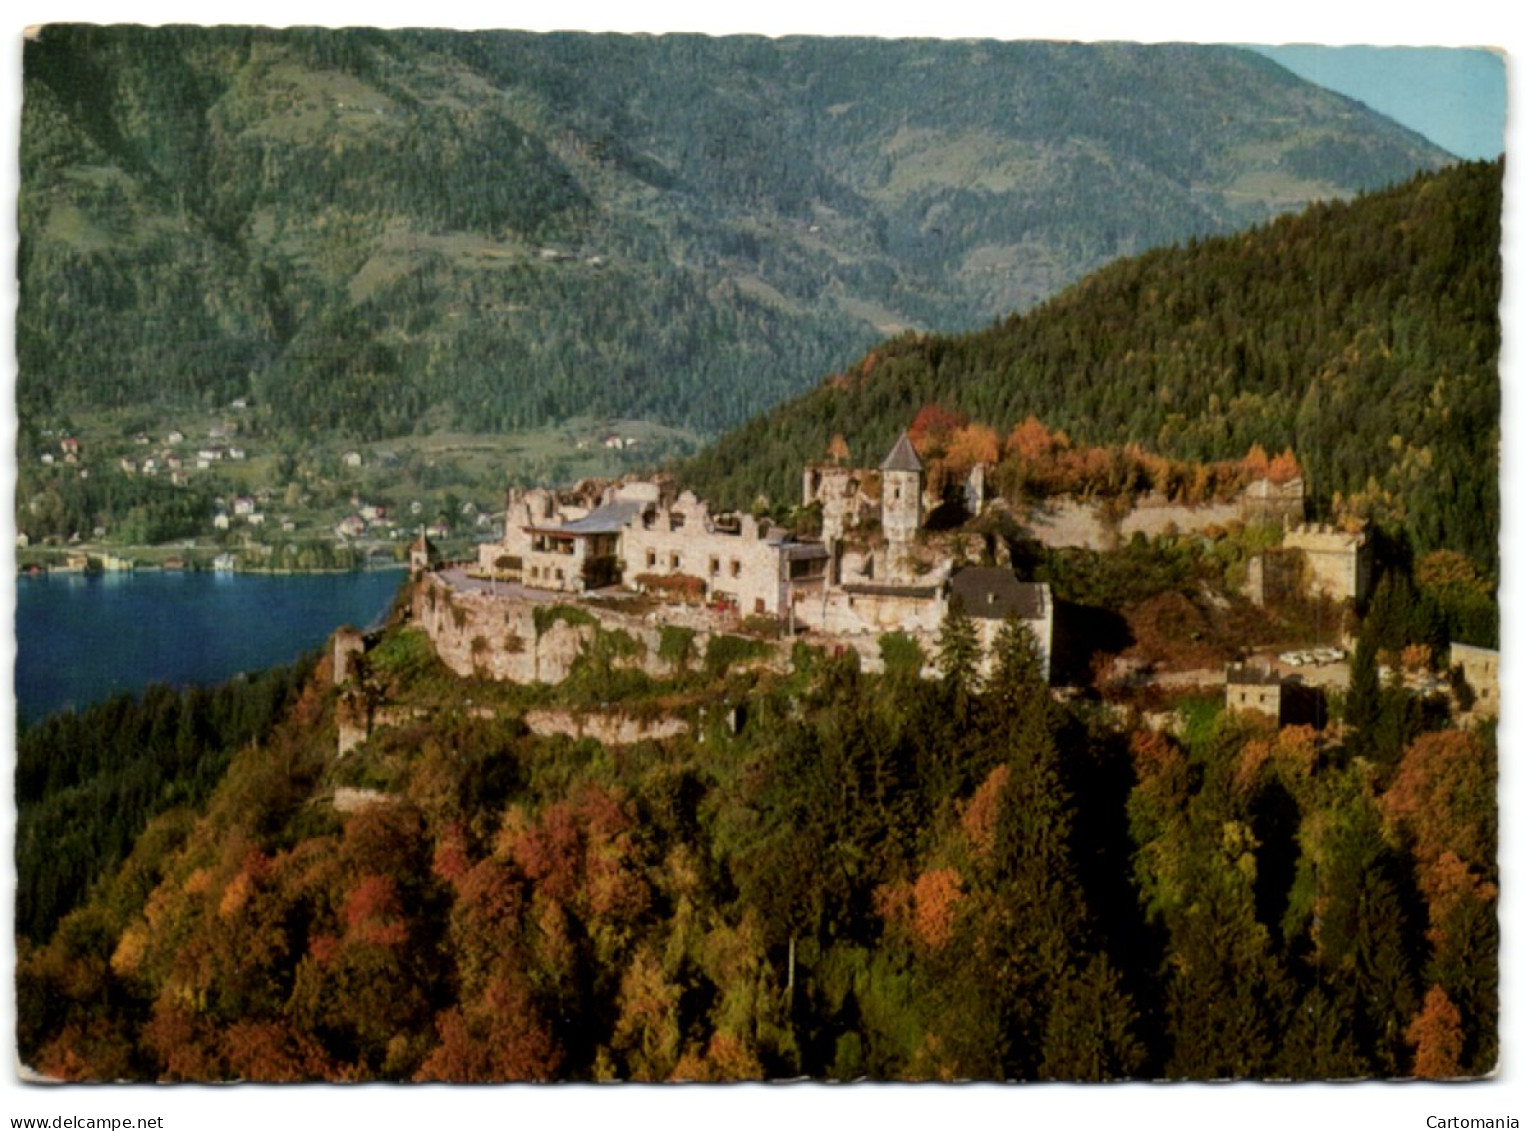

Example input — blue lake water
[14,569,406,725]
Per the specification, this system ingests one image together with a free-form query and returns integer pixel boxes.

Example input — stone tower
[879,432,924,544]
[409,531,441,578]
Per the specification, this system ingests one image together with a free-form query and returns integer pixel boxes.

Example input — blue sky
[1250,45,1506,161]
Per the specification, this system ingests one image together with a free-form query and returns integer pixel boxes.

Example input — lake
[13,569,407,725]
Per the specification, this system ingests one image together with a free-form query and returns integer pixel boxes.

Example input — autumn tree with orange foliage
[416,974,561,1082]
[944,423,1001,471]
[1266,447,1301,485]
[1407,985,1465,1078]
[1381,730,1496,872]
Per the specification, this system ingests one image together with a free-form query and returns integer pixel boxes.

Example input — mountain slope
[20,26,1452,441]
[16,604,1499,1080]
[684,161,1501,574]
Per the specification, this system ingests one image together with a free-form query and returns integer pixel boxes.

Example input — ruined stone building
[1225,663,1327,728]
[1282,523,1372,602]
[477,480,829,618]
[1240,475,1305,523]
[468,432,1054,678]
[1450,642,1499,716]
[1246,522,1373,606]
[949,566,1054,682]
[409,532,442,578]
[1226,664,1285,718]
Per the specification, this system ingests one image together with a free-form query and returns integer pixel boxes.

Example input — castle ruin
[1246,522,1372,606]
[447,432,1053,682]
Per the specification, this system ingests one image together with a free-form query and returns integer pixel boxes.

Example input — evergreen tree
[1038,953,1147,1080]
[936,597,981,700]
[1345,630,1382,755]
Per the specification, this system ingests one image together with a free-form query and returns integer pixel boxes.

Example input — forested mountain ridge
[684,160,1501,575]
[20,26,1451,442]
[17,604,1497,1080]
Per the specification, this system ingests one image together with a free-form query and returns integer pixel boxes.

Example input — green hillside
[18,608,1497,1080]
[684,161,1501,575]
[20,26,1450,443]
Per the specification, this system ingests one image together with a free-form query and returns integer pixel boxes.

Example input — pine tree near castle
[936,597,981,700]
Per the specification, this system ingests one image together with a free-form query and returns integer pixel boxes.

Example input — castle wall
[524,708,691,746]
[1283,524,1371,602]
[1450,643,1499,716]
[415,578,588,683]
[804,466,876,541]
[333,628,367,685]
[1023,477,1302,552]
[1027,497,1250,550]
[1119,498,1244,540]
[1242,476,1305,522]
[1245,549,1305,607]
[802,589,945,637]
[622,509,785,616]
[337,692,370,757]
[971,606,1054,682]
[412,574,790,687]
[332,787,388,812]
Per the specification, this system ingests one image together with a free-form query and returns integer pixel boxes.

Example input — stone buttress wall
[412,575,790,686]
[524,709,691,745]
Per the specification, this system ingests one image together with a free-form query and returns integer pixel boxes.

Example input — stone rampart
[1025,497,1249,550]
[524,709,691,746]
[412,574,790,686]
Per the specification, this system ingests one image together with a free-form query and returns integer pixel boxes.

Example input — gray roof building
[949,566,1048,620]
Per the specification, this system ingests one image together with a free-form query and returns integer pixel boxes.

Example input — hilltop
[21,27,1450,444]
[683,160,1501,575]
[17,578,1498,1080]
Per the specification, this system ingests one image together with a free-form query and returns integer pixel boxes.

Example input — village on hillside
[14,407,695,576]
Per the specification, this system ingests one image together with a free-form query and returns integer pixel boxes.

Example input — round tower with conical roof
[879,431,924,545]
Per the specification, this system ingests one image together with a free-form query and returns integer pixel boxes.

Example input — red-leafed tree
[908,403,968,455]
